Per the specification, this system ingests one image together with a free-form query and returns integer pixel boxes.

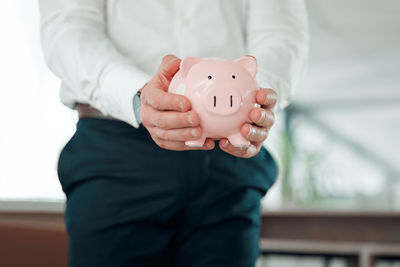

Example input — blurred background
[264,0,400,213]
[0,0,399,267]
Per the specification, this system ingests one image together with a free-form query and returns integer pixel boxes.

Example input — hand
[219,88,277,158]
[140,54,215,151]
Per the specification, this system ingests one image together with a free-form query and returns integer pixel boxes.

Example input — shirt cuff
[99,61,152,128]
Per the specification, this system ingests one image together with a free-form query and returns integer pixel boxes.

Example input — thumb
[156,54,181,90]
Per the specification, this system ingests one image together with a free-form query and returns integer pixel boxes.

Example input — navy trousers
[58,118,277,267]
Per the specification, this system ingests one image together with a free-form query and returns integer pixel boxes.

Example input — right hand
[140,54,215,151]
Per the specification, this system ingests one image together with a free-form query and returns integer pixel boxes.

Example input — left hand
[219,88,277,158]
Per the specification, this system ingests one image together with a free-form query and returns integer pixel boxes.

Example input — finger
[153,137,215,151]
[149,126,202,142]
[156,54,181,90]
[256,88,277,109]
[141,87,191,112]
[249,107,275,128]
[219,138,259,158]
[141,106,200,129]
[241,123,269,143]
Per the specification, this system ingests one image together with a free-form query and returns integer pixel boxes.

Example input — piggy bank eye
[232,75,236,79]
[208,75,212,80]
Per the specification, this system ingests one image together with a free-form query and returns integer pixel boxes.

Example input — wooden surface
[260,209,400,243]
[260,238,400,256]
[1,209,400,267]
[260,209,400,267]
[0,212,64,229]
[0,212,67,267]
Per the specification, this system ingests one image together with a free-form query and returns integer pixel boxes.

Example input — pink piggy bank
[168,56,259,147]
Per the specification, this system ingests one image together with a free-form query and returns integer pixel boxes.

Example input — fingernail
[188,115,193,125]
[267,93,277,100]
[240,145,248,152]
[222,139,229,147]
[247,125,257,139]
[257,110,266,124]
[191,128,197,137]
[179,102,184,111]
[267,113,275,124]
[247,145,256,155]
[206,141,213,149]
[261,129,268,138]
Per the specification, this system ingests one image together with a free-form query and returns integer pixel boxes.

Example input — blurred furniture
[2,209,400,267]
[0,212,66,267]
[260,209,400,267]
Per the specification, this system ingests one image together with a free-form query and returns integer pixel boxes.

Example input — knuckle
[151,97,160,109]
[160,129,169,140]
[144,90,156,106]
[154,128,168,140]
[153,113,163,127]
[144,94,153,108]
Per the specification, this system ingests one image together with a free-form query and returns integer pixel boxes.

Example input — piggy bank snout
[203,87,242,115]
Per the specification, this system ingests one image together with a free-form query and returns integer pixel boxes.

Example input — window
[0,1,75,201]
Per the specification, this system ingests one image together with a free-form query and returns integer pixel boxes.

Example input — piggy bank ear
[181,57,202,78]
[235,55,257,78]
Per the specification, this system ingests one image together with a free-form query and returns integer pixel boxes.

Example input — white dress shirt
[39,0,309,128]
